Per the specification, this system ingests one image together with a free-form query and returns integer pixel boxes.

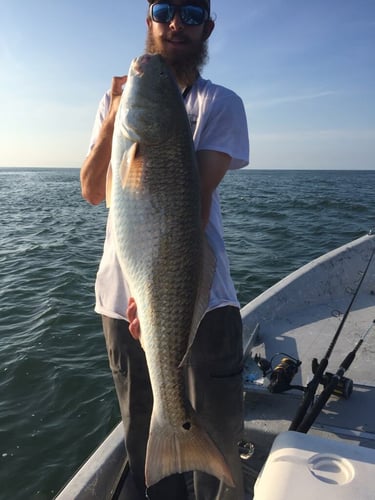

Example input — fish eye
[182,421,191,430]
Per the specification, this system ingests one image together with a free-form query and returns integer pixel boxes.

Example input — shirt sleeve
[197,88,250,170]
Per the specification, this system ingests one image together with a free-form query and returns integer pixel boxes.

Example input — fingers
[127,297,141,340]
[111,75,127,96]
[109,75,127,114]
[129,317,141,341]
[127,297,136,320]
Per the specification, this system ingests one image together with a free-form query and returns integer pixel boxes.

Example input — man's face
[146,1,213,66]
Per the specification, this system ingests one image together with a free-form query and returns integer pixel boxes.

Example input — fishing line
[289,247,375,431]
[297,319,375,433]
[325,248,375,359]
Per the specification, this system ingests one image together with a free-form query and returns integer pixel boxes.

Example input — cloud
[253,128,375,142]
[247,90,337,109]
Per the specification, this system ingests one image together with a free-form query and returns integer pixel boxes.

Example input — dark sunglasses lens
[181,5,207,25]
[151,4,173,23]
[151,3,208,25]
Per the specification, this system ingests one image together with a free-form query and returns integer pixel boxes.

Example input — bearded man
[80,1,249,499]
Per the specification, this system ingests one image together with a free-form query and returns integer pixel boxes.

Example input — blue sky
[0,0,374,169]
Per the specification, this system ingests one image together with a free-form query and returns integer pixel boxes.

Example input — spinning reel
[312,358,353,399]
[254,353,303,394]
[254,351,354,399]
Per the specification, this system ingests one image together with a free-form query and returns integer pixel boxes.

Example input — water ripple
[1,167,375,497]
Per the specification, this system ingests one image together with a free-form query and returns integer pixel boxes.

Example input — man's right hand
[127,297,141,341]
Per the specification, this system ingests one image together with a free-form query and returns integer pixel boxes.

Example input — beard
[145,28,209,87]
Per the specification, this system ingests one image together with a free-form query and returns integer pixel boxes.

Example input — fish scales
[110,53,234,488]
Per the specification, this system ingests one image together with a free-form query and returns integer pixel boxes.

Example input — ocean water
[0,168,374,499]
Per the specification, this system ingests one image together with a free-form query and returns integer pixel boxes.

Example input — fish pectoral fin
[120,142,144,190]
[105,165,112,208]
[145,412,234,488]
[179,236,216,367]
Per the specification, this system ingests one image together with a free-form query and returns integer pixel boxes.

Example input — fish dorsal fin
[105,165,112,208]
[120,142,144,191]
[179,235,216,367]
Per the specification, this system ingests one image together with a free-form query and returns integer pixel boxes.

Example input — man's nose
[169,11,184,31]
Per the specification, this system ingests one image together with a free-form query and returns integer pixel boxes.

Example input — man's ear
[203,20,215,40]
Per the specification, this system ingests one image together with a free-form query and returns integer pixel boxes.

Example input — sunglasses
[150,3,209,26]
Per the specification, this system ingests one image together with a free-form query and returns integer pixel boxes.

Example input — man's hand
[109,75,127,116]
[127,297,141,340]
[80,74,127,205]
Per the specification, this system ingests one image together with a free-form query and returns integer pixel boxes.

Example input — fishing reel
[255,353,303,394]
[312,358,354,399]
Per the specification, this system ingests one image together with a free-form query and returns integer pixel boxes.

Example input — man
[80,1,249,499]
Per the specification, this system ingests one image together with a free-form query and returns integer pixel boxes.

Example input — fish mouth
[133,54,154,75]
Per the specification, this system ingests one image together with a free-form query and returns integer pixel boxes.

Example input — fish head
[118,54,185,145]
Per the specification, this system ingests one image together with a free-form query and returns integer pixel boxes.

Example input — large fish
[109,53,234,488]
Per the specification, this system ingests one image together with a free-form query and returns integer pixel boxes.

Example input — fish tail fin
[145,414,235,488]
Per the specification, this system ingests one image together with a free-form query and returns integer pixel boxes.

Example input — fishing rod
[297,320,375,433]
[289,247,375,431]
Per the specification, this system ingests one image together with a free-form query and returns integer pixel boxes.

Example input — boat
[55,231,375,499]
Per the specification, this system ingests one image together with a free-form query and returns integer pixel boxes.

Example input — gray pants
[102,306,244,500]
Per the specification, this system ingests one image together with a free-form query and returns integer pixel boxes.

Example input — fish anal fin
[145,412,234,488]
[180,235,216,366]
[120,142,144,191]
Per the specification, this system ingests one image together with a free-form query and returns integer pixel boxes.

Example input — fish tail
[145,414,235,488]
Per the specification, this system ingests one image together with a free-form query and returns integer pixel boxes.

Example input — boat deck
[241,234,375,496]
